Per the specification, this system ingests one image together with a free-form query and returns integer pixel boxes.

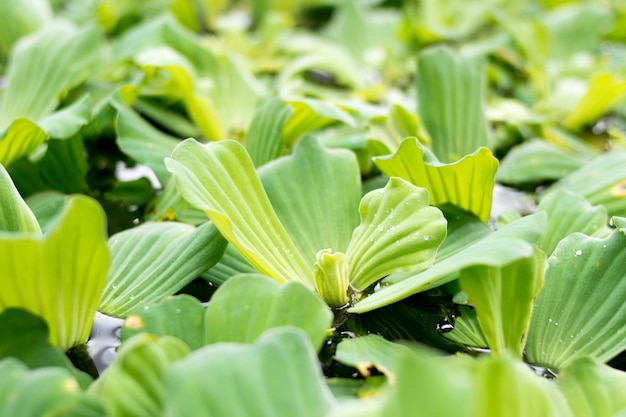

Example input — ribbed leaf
[38,94,92,140]
[166,138,313,286]
[459,246,546,358]
[89,334,190,417]
[537,188,610,255]
[374,137,497,222]
[0,0,50,60]
[164,328,336,417]
[144,177,207,225]
[0,118,48,167]
[346,177,447,291]
[526,229,626,370]
[99,221,227,317]
[417,46,491,163]
[496,139,585,185]
[557,357,626,417]
[259,137,361,265]
[0,358,105,417]
[564,73,626,130]
[351,212,546,313]
[121,295,206,351]
[282,99,356,145]
[24,191,66,233]
[335,334,412,377]
[443,305,488,349]
[200,244,256,285]
[0,195,109,351]
[556,149,626,217]
[245,98,293,167]
[204,274,332,351]
[0,163,40,233]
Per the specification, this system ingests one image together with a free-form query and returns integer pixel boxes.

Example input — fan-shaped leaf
[164,328,336,417]
[0,195,109,351]
[0,118,47,167]
[0,163,40,233]
[204,274,332,351]
[374,137,497,222]
[526,229,626,370]
[346,177,447,291]
[166,138,313,286]
[245,98,293,168]
[99,221,226,317]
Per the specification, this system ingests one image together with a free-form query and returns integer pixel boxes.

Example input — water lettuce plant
[1,0,626,415]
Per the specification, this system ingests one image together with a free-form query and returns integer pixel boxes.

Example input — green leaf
[114,98,180,186]
[0,308,92,388]
[346,177,447,291]
[200,243,256,285]
[144,177,207,225]
[459,246,546,358]
[351,212,546,313]
[38,94,92,140]
[335,334,413,378]
[417,46,491,163]
[99,221,226,317]
[374,137,497,223]
[0,358,105,417]
[39,134,89,193]
[163,328,336,417]
[24,191,66,234]
[121,295,206,351]
[442,305,488,349]
[166,139,313,286]
[537,188,610,255]
[557,356,626,417]
[0,118,48,167]
[0,163,40,233]
[259,137,361,265]
[496,139,585,185]
[564,73,626,130]
[0,0,50,61]
[526,229,626,371]
[245,98,293,167]
[556,149,626,218]
[89,334,190,417]
[282,99,356,146]
[204,274,332,351]
[0,195,109,351]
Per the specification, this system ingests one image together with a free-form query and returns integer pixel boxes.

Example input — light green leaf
[496,139,585,185]
[121,295,206,351]
[0,22,103,127]
[459,246,546,358]
[0,118,48,167]
[0,195,109,351]
[259,137,361,265]
[282,99,356,146]
[0,358,105,417]
[245,98,293,168]
[0,163,40,233]
[442,305,488,349]
[164,328,336,417]
[38,94,92,140]
[0,0,51,61]
[200,243,256,285]
[564,73,626,130]
[114,98,180,186]
[526,229,626,371]
[89,334,190,417]
[25,191,66,233]
[557,356,626,417]
[99,221,226,317]
[374,138,497,223]
[417,46,491,163]
[351,212,546,313]
[335,334,413,378]
[204,274,332,351]
[39,134,88,194]
[556,149,626,218]
[144,177,207,225]
[537,188,610,255]
[166,139,313,286]
[346,177,447,291]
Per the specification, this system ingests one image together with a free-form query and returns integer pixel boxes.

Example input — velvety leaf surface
[351,212,546,313]
[166,138,313,286]
[374,137,497,222]
[526,229,626,370]
[164,328,336,417]
[0,195,109,351]
[259,137,361,264]
[89,334,190,417]
[100,221,226,317]
[0,358,105,417]
[204,274,332,350]
[121,295,206,351]
[459,246,546,357]
[0,163,40,233]
[346,177,447,291]
[417,46,491,163]
[537,188,610,255]
[557,356,626,417]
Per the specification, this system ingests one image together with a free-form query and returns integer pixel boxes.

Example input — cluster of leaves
[1,0,626,415]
